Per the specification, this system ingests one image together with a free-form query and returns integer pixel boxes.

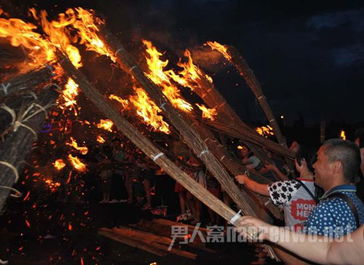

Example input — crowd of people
[88,137,222,224]
[83,128,364,264]
[235,129,364,265]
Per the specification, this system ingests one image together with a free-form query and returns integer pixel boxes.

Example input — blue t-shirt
[303,184,364,237]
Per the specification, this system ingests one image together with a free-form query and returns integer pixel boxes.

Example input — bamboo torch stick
[57,51,278,260]
[96,28,262,218]
[188,64,292,164]
[228,46,287,147]
[208,43,287,148]
[57,51,237,220]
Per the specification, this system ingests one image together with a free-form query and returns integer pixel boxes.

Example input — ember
[68,154,87,172]
[53,159,66,170]
[96,119,114,132]
[66,137,89,155]
[96,135,106,143]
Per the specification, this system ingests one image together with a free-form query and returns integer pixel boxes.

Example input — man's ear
[331,160,343,176]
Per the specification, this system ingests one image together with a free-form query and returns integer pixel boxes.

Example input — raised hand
[294,158,313,177]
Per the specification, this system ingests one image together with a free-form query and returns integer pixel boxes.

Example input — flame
[97,119,114,132]
[97,135,106,143]
[143,40,193,112]
[109,94,129,109]
[340,130,346,140]
[196,104,217,121]
[70,8,116,62]
[66,137,88,155]
[206,41,232,61]
[33,8,82,68]
[59,78,80,115]
[1,7,114,70]
[109,88,171,134]
[53,159,66,170]
[129,87,170,134]
[173,49,213,86]
[0,14,55,68]
[68,154,87,172]
[256,125,274,138]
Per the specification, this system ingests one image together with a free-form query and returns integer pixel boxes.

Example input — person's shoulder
[307,200,335,219]
[316,198,339,209]
[269,180,300,189]
[320,195,355,213]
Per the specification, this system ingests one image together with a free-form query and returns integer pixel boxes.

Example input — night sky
[2,0,364,124]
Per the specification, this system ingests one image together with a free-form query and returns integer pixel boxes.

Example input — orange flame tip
[206,41,232,61]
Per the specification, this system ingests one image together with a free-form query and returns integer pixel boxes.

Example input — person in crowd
[175,157,193,222]
[175,156,204,223]
[187,157,206,224]
[240,145,289,181]
[95,145,114,203]
[109,138,126,202]
[235,215,364,265]
[260,151,289,181]
[303,139,364,237]
[354,129,364,201]
[99,160,113,203]
[137,160,156,210]
[239,145,263,171]
[354,128,364,176]
[235,158,316,231]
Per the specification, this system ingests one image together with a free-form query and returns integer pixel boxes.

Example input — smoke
[189,46,230,73]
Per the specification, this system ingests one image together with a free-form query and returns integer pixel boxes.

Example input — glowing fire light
[196,104,217,121]
[0,14,55,68]
[68,154,87,172]
[32,8,82,68]
[53,159,66,170]
[109,94,129,109]
[340,130,346,140]
[66,137,88,155]
[97,135,105,143]
[143,40,193,112]
[59,78,80,115]
[44,178,61,192]
[206,41,232,61]
[109,90,172,134]
[256,125,274,138]
[96,119,113,132]
[174,49,213,85]
[70,8,116,62]
[1,7,114,70]
[142,42,216,123]
[129,87,170,134]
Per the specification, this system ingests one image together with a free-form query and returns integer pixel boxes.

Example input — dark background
[1,0,364,125]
